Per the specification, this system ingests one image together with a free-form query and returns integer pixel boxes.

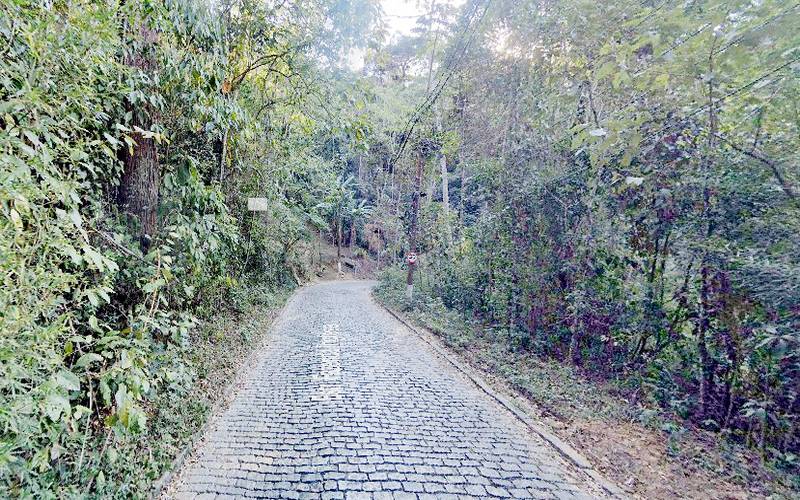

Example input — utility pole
[426,0,451,246]
[436,110,451,246]
[406,149,424,300]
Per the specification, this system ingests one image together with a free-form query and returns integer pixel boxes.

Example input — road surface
[169,281,602,499]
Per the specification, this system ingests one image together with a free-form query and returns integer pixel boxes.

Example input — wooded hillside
[1,0,377,495]
[356,0,800,490]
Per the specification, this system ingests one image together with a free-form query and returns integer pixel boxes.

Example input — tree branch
[713,132,797,202]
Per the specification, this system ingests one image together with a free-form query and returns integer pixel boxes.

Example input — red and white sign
[406,252,417,265]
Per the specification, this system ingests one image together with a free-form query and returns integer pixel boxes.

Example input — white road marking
[312,322,342,401]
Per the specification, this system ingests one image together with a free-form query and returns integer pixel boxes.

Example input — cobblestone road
[170,281,601,499]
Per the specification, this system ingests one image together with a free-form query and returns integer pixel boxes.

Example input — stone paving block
[391,493,418,500]
[464,484,487,496]
[486,484,512,497]
[169,282,599,500]
[402,481,423,492]
[345,492,373,500]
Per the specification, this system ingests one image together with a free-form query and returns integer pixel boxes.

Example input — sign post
[247,198,270,212]
[405,150,424,302]
[406,251,417,300]
[245,198,269,266]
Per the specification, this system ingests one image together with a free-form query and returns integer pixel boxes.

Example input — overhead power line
[389,0,492,167]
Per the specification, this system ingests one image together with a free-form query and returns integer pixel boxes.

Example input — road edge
[150,286,303,499]
[374,297,628,499]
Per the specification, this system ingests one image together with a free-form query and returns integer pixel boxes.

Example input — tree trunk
[426,171,435,207]
[118,16,160,251]
[337,218,342,258]
[569,316,582,364]
[337,218,343,277]
[698,262,713,417]
[458,158,465,233]
[425,0,438,94]
[568,247,585,365]
[440,153,450,239]
[457,86,467,239]
[219,127,228,181]
[118,131,159,247]
[508,198,525,333]
[505,69,523,332]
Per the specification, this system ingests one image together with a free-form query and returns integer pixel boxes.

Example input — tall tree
[118,4,161,250]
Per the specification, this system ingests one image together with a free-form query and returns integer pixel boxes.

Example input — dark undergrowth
[74,283,292,499]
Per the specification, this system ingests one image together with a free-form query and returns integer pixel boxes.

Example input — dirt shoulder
[152,286,295,498]
[372,288,799,500]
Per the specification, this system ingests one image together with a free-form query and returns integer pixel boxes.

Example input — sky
[348,0,424,70]
[348,0,464,70]
[380,0,427,38]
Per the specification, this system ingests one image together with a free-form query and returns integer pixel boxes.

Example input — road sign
[406,252,417,265]
[247,198,269,211]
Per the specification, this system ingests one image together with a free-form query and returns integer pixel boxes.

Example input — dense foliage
[2,0,798,496]
[358,0,799,475]
[0,0,375,496]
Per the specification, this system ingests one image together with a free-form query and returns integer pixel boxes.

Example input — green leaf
[625,176,644,186]
[99,380,111,406]
[589,128,607,137]
[85,290,100,307]
[596,61,616,80]
[55,370,80,391]
[45,394,70,421]
[74,353,103,369]
[115,384,128,410]
[23,129,40,146]
[143,278,166,293]
[9,209,23,231]
[621,151,633,168]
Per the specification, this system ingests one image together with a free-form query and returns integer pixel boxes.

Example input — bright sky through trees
[381,0,429,36]
[348,0,465,69]
[347,0,421,70]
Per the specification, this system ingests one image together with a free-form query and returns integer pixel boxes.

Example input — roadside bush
[1,0,351,496]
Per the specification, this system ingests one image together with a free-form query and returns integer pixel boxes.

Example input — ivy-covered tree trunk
[456,88,467,239]
[118,15,160,250]
[349,222,356,256]
[438,126,451,246]
[118,125,159,248]
[337,217,342,258]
